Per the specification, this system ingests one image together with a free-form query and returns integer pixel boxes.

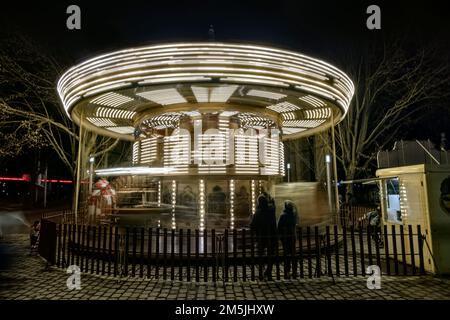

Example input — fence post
[350,226,357,276]
[383,225,391,275]
[250,229,255,281]
[359,226,365,276]
[90,226,96,274]
[375,226,381,273]
[113,227,119,277]
[123,227,129,277]
[155,228,160,279]
[224,229,229,282]
[212,229,216,283]
[343,225,349,276]
[291,228,297,279]
[242,229,246,282]
[131,228,137,277]
[57,224,62,268]
[76,224,81,268]
[391,225,399,275]
[314,226,320,278]
[333,225,340,277]
[80,225,86,272]
[108,226,113,276]
[163,228,168,280]
[306,226,312,278]
[298,227,303,279]
[102,226,107,276]
[179,229,183,281]
[417,225,425,275]
[140,228,145,278]
[171,229,175,281]
[232,229,237,282]
[187,229,191,282]
[275,232,280,281]
[84,225,91,273]
[204,229,208,282]
[62,224,67,268]
[408,225,416,275]
[326,226,332,277]
[366,225,373,267]
[195,229,200,282]
[147,228,153,279]
[97,226,102,275]
[400,225,407,275]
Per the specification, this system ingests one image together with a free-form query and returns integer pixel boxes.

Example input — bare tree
[0,35,124,177]
[333,42,450,194]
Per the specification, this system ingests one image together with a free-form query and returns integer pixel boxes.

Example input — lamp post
[89,156,95,195]
[287,163,291,183]
[325,154,333,213]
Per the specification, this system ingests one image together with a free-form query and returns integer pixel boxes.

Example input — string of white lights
[199,179,205,231]
[58,43,354,123]
[158,180,162,207]
[230,179,235,230]
[251,180,256,215]
[171,180,177,230]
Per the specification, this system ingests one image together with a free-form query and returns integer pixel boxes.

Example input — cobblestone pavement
[1,234,450,300]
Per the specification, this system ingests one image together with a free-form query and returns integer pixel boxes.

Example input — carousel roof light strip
[57,43,354,141]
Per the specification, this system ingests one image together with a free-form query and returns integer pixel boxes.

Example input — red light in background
[0,177,25,181]
[0,176,72,183]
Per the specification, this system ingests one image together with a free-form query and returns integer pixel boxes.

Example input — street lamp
[287,163,291,183]
[325,154,333,213]
[89,156,95,195]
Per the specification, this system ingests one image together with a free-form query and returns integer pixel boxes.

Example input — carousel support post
[74,113,84,225]
[330,112,340,223]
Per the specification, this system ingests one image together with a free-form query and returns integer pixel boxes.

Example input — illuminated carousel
[57,43,354,230]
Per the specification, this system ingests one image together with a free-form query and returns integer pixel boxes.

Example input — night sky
[2,1,449,62]
[1,0,449,176]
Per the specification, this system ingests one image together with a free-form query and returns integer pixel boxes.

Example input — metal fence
[337,204,377,227]
[49,223,426,282]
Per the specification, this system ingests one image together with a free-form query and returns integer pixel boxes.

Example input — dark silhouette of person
[235,186,250,218]
[277,200,299,278]
[29,220,40,254]
[250,192,277,280]
[366,206,383,247]
[162,185,172,205]
[208,185,226,214]
[180,185,196,207]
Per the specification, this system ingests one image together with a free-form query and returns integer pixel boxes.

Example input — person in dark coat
[277,200,299,278]
[250,192,277,280]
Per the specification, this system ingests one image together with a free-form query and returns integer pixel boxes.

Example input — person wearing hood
[250,192,277,280]
[277,200,299,279]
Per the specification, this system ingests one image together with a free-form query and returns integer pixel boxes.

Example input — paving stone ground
[1,234,450,300]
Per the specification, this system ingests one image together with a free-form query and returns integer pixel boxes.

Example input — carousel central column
[73,111,84,225]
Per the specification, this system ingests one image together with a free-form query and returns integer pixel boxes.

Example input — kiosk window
[384,178,402,223]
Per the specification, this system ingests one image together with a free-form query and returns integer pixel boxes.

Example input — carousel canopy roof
[57,42,354,141]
